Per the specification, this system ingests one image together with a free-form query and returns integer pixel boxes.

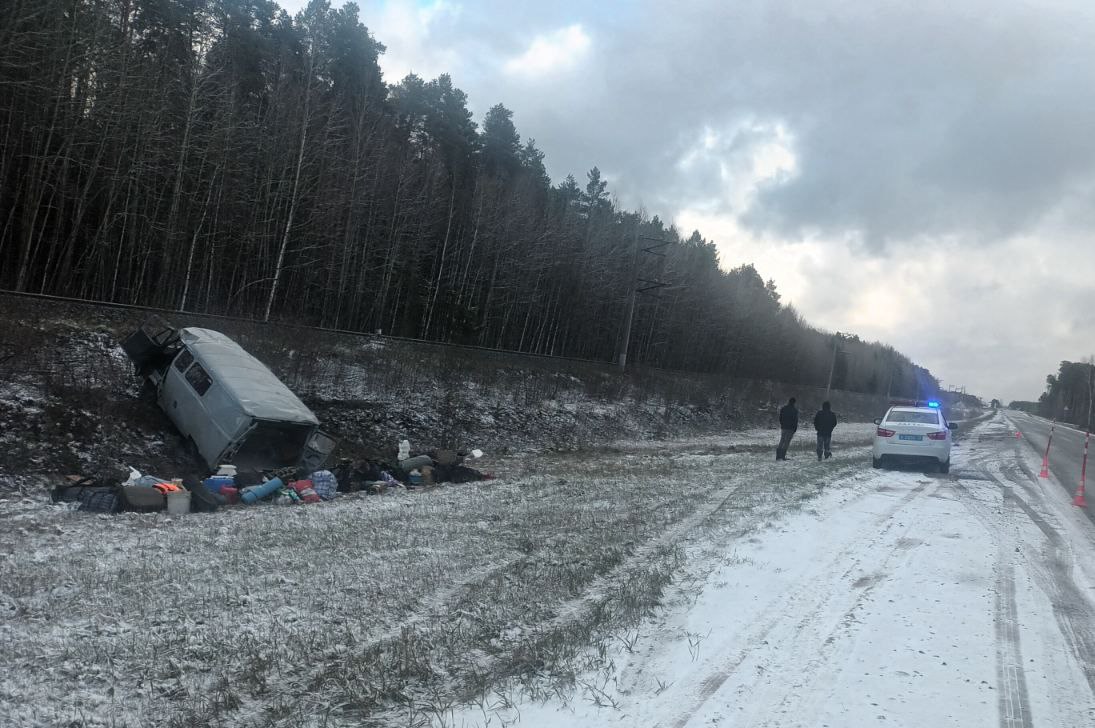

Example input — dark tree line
[0,0,937,396]
[1037,360,1095,429]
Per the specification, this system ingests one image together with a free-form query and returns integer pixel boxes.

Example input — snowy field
[4,415,1094,727]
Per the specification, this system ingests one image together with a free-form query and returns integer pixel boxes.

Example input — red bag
[290,480,321,503]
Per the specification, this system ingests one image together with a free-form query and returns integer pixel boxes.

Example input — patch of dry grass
[0,441,865,727]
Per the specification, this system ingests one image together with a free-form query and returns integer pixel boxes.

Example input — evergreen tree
[0,0,938,397]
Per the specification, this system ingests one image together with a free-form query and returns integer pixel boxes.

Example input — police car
[872,400,957,473]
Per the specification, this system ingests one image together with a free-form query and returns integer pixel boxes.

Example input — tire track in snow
[745,497,940,728]
[949,430,1036,728]
[960,426,1095,723]
[514,462,871,637]
[947,478,1032,728]
[662,477,937,728]
[995,559,1034,728]
[753,413,1016,726]
[991,462,1095,698]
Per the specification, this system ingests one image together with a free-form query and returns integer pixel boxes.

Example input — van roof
[179,328,320,426]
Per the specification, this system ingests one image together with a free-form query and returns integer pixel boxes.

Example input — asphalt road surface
[1008,410,1095,526]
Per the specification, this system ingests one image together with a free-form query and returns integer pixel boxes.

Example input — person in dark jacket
[813,401,838,461]
[776,397,799,460]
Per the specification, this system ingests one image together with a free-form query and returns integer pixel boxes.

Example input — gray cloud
[645,1,1095,248]
[286,0,1095,401]
[441,0,1095,249]
[300,1,1095,249]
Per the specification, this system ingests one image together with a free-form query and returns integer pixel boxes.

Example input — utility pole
[618,231,640,369]
[886,363,902,399]
[825,335,845,399]
[617,230,670,369]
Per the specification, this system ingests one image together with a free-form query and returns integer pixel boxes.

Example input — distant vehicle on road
[872,401,957,473]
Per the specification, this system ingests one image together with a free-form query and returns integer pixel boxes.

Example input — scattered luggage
[152,481,184,496]
[311,470,338,500]
[119,486,165,513]
[165,489,191,515]
[203,475,235,494]
[240,477,284,505]
[56,442,493,520]
[51,473,123,505]
[79,488,122,514]
[290,480,321,504]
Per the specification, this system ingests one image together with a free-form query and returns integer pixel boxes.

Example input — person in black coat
[776,397,798,460]
[813,401,838,461]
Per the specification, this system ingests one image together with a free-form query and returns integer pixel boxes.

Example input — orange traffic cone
[1015,431,1022,439]
[1074,484,1089,508]
[1039,457,1050,478]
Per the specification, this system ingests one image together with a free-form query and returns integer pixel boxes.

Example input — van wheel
[939,460,950,474]
[872,457,882,469]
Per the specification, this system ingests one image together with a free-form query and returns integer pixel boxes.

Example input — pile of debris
[338,441,490,493]
[47,318,493,515]
[50,465,335,514]
[53,444,492,516]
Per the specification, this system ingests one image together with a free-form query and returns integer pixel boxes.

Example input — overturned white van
[122,318,334,472]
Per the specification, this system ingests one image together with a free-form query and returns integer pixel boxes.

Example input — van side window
[184,362,213,396]
[173,349,194,373]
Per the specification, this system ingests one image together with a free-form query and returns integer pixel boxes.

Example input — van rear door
[300,430,337,471]
[121,316,180,380]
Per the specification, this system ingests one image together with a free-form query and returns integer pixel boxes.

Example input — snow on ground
[7,413,1087,728]
[1,424,878,727]
[447,412,1095,728]
[610,422,878,452]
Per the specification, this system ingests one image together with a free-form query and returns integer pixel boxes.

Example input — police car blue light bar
[927,400,940,408]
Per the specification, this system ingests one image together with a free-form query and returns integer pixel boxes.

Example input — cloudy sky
[284,0,1095,403]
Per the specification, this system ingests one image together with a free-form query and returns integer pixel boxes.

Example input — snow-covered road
[460,412,1095,728]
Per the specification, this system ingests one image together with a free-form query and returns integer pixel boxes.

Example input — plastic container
[408,469,422,486]
[241,477,283,505]
[203,475,235,494]
[166,489,192,515]
[216,464,238,477]
[221,486,239,505]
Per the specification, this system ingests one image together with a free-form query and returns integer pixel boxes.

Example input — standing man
[776,397,799,460]
[813,401,838,461]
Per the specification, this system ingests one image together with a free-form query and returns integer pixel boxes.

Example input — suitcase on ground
[52,475,119,504]
[78,488,122,513]
[119,486,165,512]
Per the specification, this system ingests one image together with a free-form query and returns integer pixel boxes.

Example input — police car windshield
[886,410,940,424]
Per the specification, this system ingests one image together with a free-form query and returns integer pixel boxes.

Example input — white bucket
[166,489,191,515]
